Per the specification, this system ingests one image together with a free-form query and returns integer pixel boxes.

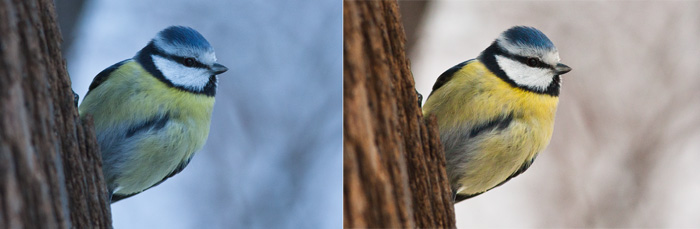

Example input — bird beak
[554,63,572,75]
[211,63,228,75]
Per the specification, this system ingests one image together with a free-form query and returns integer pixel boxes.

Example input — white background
[410,1,700,228]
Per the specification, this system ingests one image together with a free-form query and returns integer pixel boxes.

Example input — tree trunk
[343,1,456,228]
[0,0,112,228]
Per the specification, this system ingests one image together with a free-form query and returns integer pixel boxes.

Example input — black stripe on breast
[468,112,514,138]
[125,113,170,138]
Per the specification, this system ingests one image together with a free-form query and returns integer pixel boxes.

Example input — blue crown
[501,26,555,50]
[157,26,212,51]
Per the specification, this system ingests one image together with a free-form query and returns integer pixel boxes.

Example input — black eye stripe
[495,47,554,70]
[151,47,208,69]
[170,55,208,68]
[526,58,539,67]
[506,55,552,69]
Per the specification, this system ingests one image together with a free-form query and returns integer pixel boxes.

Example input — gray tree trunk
[0,0,112,228]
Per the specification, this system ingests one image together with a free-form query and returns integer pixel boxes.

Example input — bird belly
[113,116,209,195]
[445,117,552,195]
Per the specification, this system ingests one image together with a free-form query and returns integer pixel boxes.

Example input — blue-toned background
[60,0,341,228]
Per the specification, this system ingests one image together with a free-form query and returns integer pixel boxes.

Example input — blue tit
[78,26,228,203]
[422,26,572,203]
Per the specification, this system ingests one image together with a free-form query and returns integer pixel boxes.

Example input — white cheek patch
[495,55,554,90]
[152,55,211,90]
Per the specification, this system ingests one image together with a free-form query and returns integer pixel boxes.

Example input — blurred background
[401,1,700,228]
[56,0,341,228]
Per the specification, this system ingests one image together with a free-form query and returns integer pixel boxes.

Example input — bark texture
[343,1,455,228]
[0,0,111,228]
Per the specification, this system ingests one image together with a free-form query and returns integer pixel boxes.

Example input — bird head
[136,26,228,96]
[479,26,571,96]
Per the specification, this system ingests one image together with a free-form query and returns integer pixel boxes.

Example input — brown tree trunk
[343,1,455,228]
[0,0,112,228]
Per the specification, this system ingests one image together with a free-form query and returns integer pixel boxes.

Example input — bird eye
[526,58,540,67]
[184,58,195,67]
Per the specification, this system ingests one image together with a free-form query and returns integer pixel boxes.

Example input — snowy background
[60,0,342,228]
[406,1,700,228]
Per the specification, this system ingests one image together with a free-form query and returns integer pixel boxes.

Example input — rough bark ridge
[343,1,455,228]
[0,0,111,228]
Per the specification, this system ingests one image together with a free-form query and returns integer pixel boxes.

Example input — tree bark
[343,1,455,228]
[0,0,111,228]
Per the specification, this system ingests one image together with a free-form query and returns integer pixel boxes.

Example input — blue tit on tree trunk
[79,26,228,203]
[422,26,572,203]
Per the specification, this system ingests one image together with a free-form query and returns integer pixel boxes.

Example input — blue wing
[85,59,130,97]
[429,59,474,97]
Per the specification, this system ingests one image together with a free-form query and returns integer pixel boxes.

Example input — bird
[422,26,571,203]
[78,26,228,203]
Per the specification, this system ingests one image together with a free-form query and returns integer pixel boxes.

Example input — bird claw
[416,89,423,108]
[72,89,79,107]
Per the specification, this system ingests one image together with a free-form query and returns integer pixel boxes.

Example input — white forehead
[496,35,561,66]
[153,35,217,65]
